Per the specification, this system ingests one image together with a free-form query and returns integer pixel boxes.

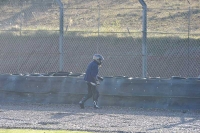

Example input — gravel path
[0,103,199,133]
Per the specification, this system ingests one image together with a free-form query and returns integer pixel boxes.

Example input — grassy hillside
[0,0,200,77]
[0,0,200,37]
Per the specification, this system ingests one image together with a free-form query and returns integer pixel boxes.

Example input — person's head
[93,54,104,65]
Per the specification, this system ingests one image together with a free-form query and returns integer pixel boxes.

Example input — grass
[0,0,200,38]
[0,129,90,133]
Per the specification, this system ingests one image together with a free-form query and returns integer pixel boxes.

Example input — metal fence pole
[97,0,100,54]
[139,0,147,78]
[56,0,64,71]
[187,1,191,77]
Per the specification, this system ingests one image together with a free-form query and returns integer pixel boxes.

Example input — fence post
[56,0,64,71]
[139,0,147,78]
[97,0,100,53]
[187,1,191,77]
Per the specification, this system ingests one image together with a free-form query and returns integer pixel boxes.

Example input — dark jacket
[84,61,98,83]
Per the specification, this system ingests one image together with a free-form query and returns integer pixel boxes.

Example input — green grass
[0,129,90,133]
[0,0,200,38]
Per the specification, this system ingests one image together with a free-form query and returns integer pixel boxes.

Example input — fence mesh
[0,0,200,78]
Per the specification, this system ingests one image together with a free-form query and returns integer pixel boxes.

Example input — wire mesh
[0,0,200,78]
[0,0,60,74]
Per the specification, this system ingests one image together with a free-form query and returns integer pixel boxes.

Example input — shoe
[79,101,84,109]
[93,101,101,109]
[94,105,101,109]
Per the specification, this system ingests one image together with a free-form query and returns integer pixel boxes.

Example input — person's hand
[96,80,100,85]
[90,82,96,86]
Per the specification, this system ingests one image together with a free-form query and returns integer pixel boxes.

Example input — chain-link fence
[0,0,200,78]
[147,7,200,77]
[0,0,60,73]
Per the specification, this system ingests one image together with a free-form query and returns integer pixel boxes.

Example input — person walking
[79,54,104,109]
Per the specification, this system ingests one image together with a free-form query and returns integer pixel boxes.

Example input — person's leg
[79,82,92,109]
[91,85,100,109]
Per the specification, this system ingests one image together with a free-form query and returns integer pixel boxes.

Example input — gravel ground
[0,103,199,133]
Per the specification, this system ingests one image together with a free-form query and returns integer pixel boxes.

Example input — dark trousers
[81,82,99,103]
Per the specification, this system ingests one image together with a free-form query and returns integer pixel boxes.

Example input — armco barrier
[0,74,199,110]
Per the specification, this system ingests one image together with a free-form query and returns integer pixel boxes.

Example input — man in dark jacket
[79,54,104,109]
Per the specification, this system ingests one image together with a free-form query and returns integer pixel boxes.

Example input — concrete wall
[0,73,199,110]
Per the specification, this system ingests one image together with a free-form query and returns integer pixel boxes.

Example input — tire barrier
[52,71,72,76]
[0,73,199,110]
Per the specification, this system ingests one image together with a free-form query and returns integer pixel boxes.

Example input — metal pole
[97,0,100,54]
[187,0,191,77]
[139,0,147,78]
[20,5,22,36]
[56,0,64,71]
